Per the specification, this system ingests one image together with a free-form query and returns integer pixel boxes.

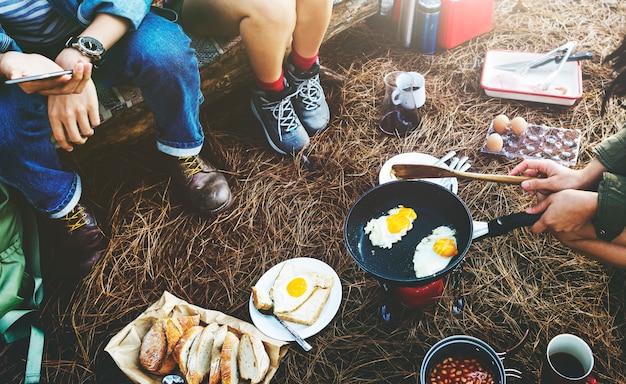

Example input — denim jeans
[0,12,204,218]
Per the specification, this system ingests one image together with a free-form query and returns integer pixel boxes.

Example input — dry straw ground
[3,0,626,382]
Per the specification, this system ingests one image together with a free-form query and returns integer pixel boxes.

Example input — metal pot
[420,334,527,384]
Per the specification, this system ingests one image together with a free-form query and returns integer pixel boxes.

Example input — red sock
[255,70,285,93]
[290,50,319,72]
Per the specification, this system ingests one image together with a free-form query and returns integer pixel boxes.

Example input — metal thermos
[412,0,440,55]
[397,0,416,48]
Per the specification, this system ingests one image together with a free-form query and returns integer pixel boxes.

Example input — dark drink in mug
[541,334,594,384]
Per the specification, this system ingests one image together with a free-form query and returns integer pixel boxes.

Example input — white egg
[364,205,418,249]
[413,226,459,278]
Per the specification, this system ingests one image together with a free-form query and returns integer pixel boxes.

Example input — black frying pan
[344,180,539,286]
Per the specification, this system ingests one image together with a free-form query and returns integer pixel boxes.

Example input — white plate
[378,152,458,194]
[480,50,583,106]
[249,257,342,341]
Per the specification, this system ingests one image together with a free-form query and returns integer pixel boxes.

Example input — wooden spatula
[391,164,531,184]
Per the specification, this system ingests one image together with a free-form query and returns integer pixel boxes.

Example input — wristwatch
[65,36,105,66]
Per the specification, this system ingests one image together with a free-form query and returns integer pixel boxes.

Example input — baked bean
[428,356,495,384]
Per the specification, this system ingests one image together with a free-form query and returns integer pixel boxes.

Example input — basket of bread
[105,291,289,384]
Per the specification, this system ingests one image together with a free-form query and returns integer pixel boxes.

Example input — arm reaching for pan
[509,158,626,267]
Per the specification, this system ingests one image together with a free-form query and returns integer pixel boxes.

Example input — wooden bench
[80,0,378,154]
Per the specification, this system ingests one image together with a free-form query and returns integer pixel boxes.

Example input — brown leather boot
[164,154,233,215]
[55,202,108,276]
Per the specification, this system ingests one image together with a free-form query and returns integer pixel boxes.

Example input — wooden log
[68,0,378,156]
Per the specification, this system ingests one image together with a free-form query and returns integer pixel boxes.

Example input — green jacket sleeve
[593,126,626,241]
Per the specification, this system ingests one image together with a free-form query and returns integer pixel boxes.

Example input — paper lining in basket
[104,291,289,384]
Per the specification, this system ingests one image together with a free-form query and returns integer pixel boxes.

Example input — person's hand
[47,79,100,152]
[525,189,598,235]
[1,51,92,95]
[509,159,585,196]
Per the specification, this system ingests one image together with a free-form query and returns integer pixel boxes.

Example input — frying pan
[344,180,540,287]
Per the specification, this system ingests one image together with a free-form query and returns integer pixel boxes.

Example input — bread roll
[185,323,218,384]
[139,319,167,373]
[208,324,229,384]
[220,331,240,384]
[172,325,204,375]
[238,333,270,384]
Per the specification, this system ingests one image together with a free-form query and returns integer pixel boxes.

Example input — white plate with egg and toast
[249,257,342,341]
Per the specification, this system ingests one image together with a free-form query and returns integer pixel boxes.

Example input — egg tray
[480,122,582,166]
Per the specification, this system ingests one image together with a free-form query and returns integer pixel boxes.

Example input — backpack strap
[0,184,44,383]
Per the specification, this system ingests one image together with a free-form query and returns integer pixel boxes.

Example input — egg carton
[480,122,582,166]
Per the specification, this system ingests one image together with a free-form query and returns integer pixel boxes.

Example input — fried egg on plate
[270,261,333,313]
[364,205,418,249]
[413,226,458,278]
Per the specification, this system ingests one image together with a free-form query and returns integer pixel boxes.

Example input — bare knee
[247,0,297,32]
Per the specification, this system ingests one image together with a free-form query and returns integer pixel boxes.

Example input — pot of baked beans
[420,335,523,384]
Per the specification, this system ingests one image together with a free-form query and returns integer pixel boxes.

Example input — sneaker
[250,83,310,155]
[163,154,233,215]
[54,202,108,276]
[284,59,330,136]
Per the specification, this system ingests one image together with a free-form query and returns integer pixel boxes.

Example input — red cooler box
[437,0,494,49]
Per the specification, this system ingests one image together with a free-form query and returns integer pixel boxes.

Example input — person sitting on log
[179,0,333,155]
[0,0,232,277]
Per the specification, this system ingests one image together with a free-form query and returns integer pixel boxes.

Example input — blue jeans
[0,12,204,218]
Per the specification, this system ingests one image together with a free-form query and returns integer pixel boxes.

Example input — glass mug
[540,334,595,384]
[379,71,425,136]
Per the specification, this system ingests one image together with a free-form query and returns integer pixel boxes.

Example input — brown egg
[485,133,504,151]
[492,114,510,134]
[511,116,528,135]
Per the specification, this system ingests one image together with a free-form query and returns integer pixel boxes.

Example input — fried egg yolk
[286,276,308,297]
[432,237,458,257]
[386,206,418,233]
[364,205,418,249]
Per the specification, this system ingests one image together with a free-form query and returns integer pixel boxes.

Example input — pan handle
[483,212,541,238]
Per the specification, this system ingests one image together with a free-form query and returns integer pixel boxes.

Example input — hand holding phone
[4,69,73,85]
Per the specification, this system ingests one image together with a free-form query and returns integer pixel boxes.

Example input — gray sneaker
[284,59,330,136]
[250,84,310,155]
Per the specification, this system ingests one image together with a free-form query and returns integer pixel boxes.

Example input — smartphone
[4,69,73,85]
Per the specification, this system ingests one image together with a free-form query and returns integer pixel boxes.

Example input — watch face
[78,36,104,56]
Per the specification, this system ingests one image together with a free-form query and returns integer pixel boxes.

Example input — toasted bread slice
[275,284,333,326]
[220,331,240,384]
[238,333,270,384]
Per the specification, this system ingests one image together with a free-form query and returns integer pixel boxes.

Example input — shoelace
[178,155,204,177]
[295,75,323,111]
[263,95,301,142]
[61,206,89,232]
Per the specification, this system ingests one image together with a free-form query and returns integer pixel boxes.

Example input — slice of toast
[275,284,333,326]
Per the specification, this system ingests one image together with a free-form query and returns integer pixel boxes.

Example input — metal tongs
[514,41,577,90]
